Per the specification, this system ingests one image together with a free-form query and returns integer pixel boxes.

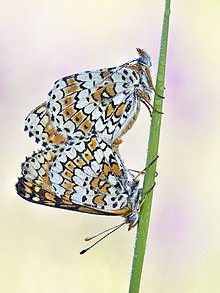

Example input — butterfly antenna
[129,168,141,174]
[84,222,127,241]
[80,222,126,255]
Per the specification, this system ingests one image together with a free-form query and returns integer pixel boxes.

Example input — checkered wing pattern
[16,135,137,216]
[46,66,143,143]
[24,49,154,147]
[23,67,141,147]
[24,103,67,147]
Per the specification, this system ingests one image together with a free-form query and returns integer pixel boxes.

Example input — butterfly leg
[140,99,153,117]
[132,155,159,183]
[138,181,156,210]
[129,168,158,180]
[138,89,163,115]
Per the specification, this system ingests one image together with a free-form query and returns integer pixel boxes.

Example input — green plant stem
[128,1,171,292]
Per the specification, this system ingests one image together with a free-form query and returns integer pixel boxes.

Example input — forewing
[47,66,142,142]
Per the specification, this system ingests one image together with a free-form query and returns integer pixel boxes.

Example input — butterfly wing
[49,135,133,215]
[16,146,117,215]
[16,177,115,215]
[47,66,142,143]
[16,135,135,217]
[24,63,152,146]
[24,103,67,147]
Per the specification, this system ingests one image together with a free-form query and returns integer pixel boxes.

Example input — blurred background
[1,0,220,292]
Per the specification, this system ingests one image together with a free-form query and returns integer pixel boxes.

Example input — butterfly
[16,134,142,231]
[24,49,158,147]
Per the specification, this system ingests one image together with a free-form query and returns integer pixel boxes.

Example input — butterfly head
[126,212,139,230]
[136,48,152,68]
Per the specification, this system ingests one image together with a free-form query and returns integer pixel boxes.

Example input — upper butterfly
[24,49,158,147]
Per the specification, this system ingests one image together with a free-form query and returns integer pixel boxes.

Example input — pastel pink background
[1,1,220,292]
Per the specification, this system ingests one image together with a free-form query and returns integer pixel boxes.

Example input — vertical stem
[128,1,171,292]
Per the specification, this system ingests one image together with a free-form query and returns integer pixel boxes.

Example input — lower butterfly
[24,48,160,147]
[16,134,142,231]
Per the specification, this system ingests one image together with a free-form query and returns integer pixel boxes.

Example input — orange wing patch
[103,163,111,176]
[106,103,114,118]
[44,191,57,203]
[60,96,74,108]
[101,71,111,78]
[63,179,74,190]
[72,111,85,126]
[25,180,33,188]
[44,122,67,144]
[92,87,105,101]
[91,177,100,189]
[99,173,105,180]
[80,119,92,134]
[74,156,86,168]
[88,137,98,151]
[66,77,76,86]
[63,84,80,95]
[17,177,77,210]
[82,149,94,163]
[112,163,121,176]
[93,195,106,206]
[62,169,72,181]
[65,161,75,172]
[62,107,75,120]
[115,104,125,118]
[99,183,111,194]
[105,84,116,97]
